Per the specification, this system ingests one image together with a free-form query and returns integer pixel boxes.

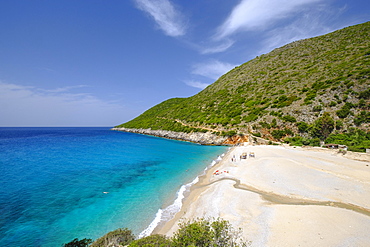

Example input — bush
[335,120,343,130]
[282,115,296,123]
[271,130,285,139]
[336,102,354,118]
[129,235,171,247]
[359,89,370,99]
[326,128,370,152]
[354,111,370,126]
[271,118,277,128]
[171,218,250,247]
[222,130,237,137]
[91,228,135,247]
[63,238,92,247]
[252,132,261,137]
[312,105,323,112]
[311,112,334,140]
[296,122,309,132]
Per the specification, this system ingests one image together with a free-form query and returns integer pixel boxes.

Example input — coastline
[137,148,229,238]
[111,127,228,145]
[153,144,370,246]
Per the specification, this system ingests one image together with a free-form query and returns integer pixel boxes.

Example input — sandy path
[155,145,370,247]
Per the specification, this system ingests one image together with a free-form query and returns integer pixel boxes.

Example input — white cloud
[191,60,237,80]
[200,39,235,54]
[0,82,131,126]
[259,5,345,55]
[134,0,187,37]
[215,0,322,39]
[184,80,210,89]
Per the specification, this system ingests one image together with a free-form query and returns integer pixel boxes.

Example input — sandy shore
[154,144,370,246]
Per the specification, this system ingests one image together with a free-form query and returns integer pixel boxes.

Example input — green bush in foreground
[90,228,135,247]
[63,218,250,247]
[129,234,171,247]
[171,218,250,247]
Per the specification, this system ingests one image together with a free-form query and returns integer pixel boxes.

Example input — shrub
[312,105,322,112]
[326,128,370,152]
[359,89,370,99]
[252,132,261,137]
[282,115,296,123]
[335,120,343,130]
[296,122,309,132]
[271,118,277,128]
[63,238,93,247]
[271,130,286,140]
[171,218,250,247]
[91,228,135,247]
[129,235,171,247]
[336,102,354,118]
[222,130,237,137]
[244,114,258,122]
[259,121,271,129]
[354,111,370,126]
[309,138,321,146]
[311,112,334,140]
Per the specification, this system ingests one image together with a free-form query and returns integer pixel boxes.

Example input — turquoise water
[0,127,227,246]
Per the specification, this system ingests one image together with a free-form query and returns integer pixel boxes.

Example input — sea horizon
[0,127,227,246]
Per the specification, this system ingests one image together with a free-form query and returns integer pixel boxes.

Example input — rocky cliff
[112,128,254,145]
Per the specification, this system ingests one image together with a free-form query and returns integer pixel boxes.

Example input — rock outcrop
[112,128,228,145]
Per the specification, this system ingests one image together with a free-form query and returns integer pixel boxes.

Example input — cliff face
[112,128,254,145]
[112,127,227,145]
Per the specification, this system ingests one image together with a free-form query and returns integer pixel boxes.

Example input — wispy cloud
[259,5,347,55]
[39,85,88,93]
[184,80,210,90]
[191,60,237,80]
[0,82,130,126]
[215,0,322,40]
[199,39,235,54]
[134,0,187,37]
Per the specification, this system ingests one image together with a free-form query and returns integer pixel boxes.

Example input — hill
[116,22,370,152]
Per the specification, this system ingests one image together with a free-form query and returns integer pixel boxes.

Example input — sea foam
[138,153,225,238]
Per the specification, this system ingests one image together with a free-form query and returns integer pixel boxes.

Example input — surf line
[193,177,370,218]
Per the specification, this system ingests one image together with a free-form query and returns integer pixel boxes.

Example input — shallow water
[0,127,226,246]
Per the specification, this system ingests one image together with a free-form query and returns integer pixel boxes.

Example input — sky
[0,0,369,126]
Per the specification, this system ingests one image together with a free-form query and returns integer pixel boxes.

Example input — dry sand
[155,144,370,247]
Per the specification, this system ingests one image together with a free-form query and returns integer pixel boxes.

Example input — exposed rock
[112,128,228,145]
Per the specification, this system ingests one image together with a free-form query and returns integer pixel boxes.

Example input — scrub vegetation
[63,218,250,247]
[116,22,370,151]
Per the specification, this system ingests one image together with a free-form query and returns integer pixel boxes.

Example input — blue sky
[0,0,369,126]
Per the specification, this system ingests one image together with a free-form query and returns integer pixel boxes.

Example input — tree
[311,112,334,140]
[296,122,309,133]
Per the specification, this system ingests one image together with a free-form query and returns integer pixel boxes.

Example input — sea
[0,127,227,246]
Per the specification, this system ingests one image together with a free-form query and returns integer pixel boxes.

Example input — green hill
[116,22,370,152]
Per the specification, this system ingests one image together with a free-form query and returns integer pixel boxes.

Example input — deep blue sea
[0,127,227,246]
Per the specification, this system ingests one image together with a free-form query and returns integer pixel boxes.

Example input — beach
[154,144,370,246]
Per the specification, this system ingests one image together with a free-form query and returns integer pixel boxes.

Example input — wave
[138,151,227,238]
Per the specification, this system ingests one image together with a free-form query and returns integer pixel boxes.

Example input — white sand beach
[155,145,370,247]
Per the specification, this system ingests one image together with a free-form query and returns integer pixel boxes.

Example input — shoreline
[153,144,370,246]
[138,148,229,238]
[152,146,236,236]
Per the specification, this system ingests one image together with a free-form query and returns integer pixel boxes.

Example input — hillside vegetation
[117,22,370,151]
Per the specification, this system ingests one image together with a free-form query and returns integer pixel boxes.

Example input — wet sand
[155,145,370,246]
